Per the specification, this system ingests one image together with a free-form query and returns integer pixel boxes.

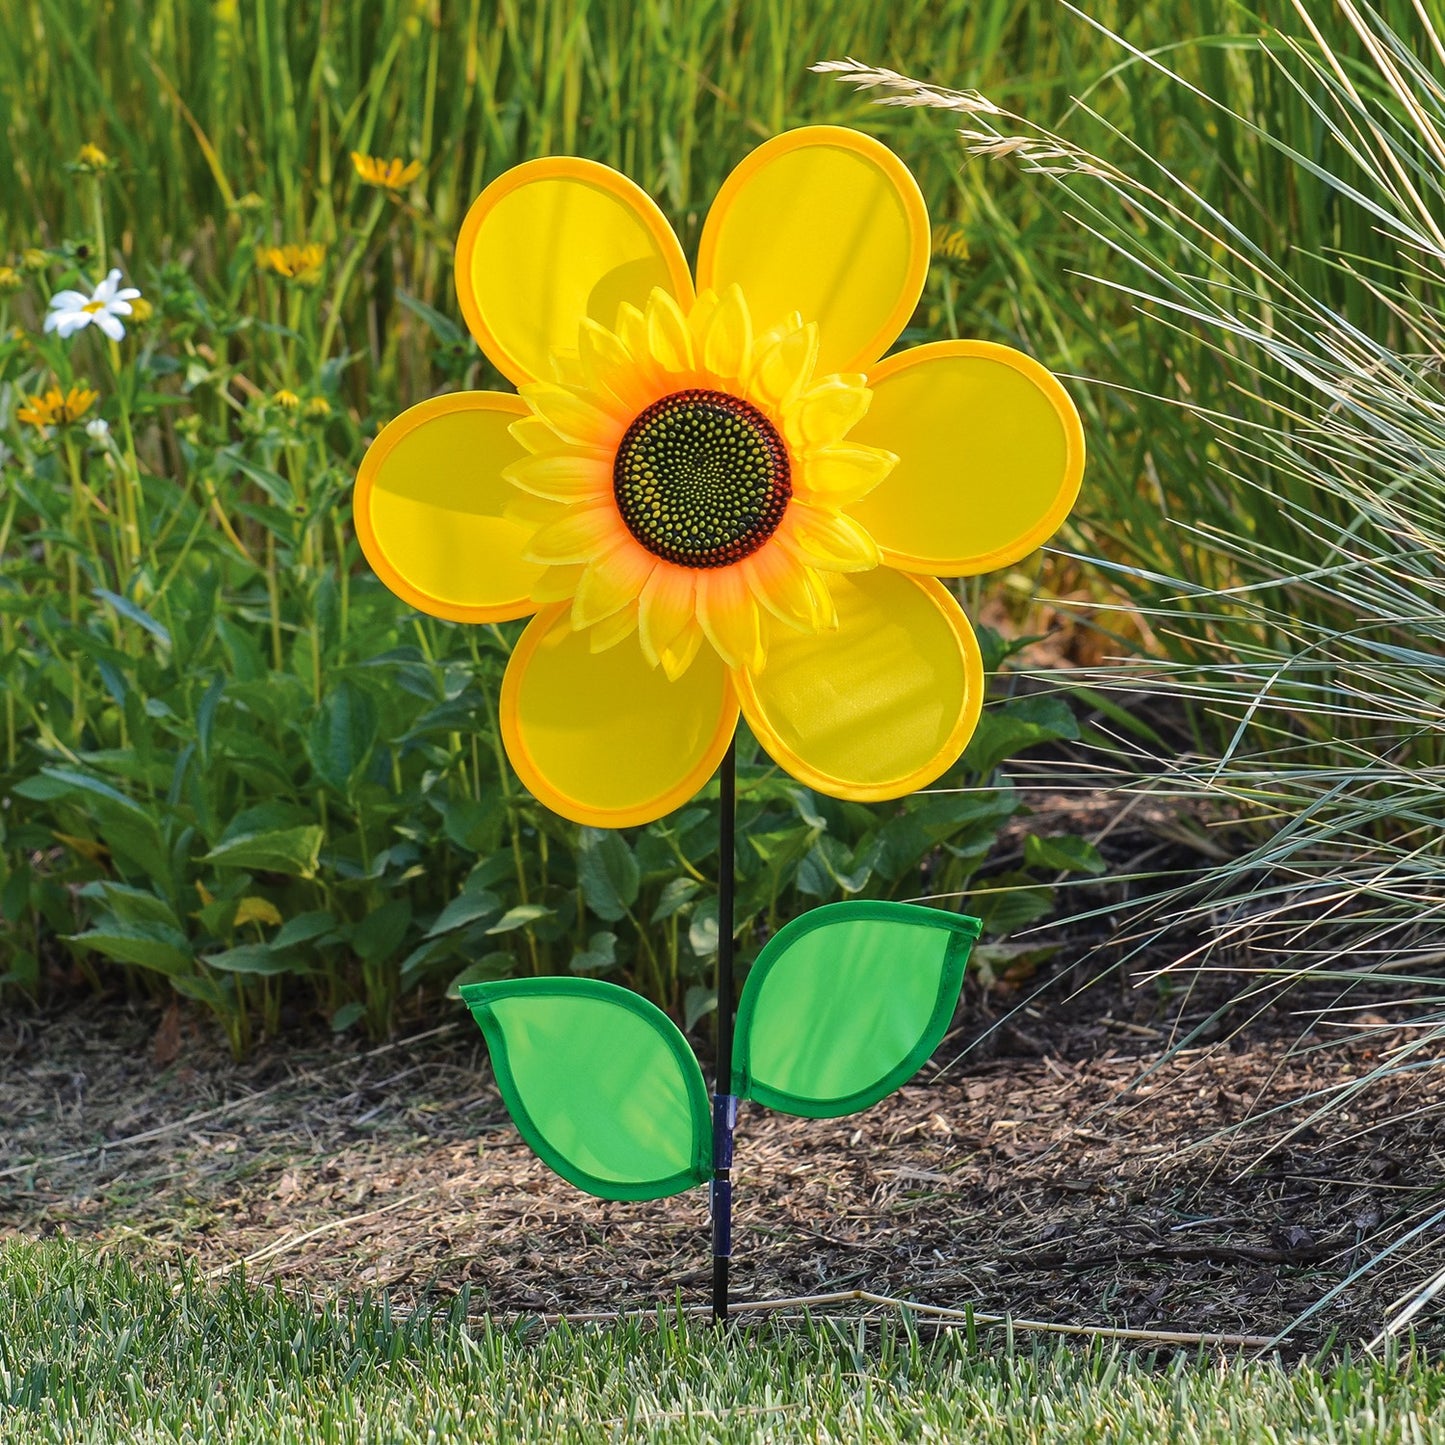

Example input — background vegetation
[5,0,1445,1097]
[0,0,1129,1050]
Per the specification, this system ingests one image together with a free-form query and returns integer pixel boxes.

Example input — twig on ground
[505,1288,1275,1348]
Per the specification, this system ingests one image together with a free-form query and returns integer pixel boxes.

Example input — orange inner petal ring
[611,389,791,568]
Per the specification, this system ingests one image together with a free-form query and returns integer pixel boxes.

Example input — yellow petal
[510,414,608,458]
[502,450,612,503]
[778,504,880,572]
[548,349,589,389]
[523,503,626,564]
[354,392,545,623]
[501,604,737,827]
[701,283,752,382]
[572,541,655,627]
[519,382,623,449]
[849,340,1086,575]
[588,599,640,651]
[741,546,831,633]
[696,567,765,672]
[696,126,929,375]
[796,443,896,506]
[637,564,697,666]
[644,288,695,375]
[456,156,693,386]
[578,318,658,414]
[687,289,721,354]
[783,375,871,450]
[659,619,705,682]
[747,319,818,411]
[736,570,982,801]
[530,563,585,603]
[503,491,567,528]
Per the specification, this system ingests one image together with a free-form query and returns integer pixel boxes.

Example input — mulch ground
[4,934,1444,1350]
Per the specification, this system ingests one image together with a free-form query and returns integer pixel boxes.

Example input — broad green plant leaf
[460,978,711,1201]
[67,921,194,976]
[203,826,323,877]
[731,900,979,1119]
[576,828,640,922]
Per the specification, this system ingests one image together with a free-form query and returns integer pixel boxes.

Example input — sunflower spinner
[353,125,1084,1321]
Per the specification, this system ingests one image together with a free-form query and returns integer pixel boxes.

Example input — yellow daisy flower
[354,126,1084,827]
[17,384,99,429]
[351,152,423,192]
[255,243,326,285]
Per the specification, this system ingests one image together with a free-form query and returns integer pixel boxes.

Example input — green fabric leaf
[460,977,711,1201]
[731,900,979,1119]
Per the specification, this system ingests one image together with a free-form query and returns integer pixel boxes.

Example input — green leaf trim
[459,977,712,1202]
[730,900,980,1119]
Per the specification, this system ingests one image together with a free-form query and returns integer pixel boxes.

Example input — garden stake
[355,123,1083,1314]
[712,738,738,1325]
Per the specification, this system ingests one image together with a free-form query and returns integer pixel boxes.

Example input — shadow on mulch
[3,947,1443,1351]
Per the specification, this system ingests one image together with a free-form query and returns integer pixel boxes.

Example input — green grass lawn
[2,1239,1443,1443]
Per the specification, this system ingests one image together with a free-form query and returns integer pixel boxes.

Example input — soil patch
[4,951,1443,1349]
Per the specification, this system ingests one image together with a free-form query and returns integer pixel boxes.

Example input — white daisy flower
[43,268,142,342]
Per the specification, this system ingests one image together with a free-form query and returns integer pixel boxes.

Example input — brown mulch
[3,951,1443,1349]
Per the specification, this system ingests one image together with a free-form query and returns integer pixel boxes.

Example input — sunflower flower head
[255,243,326,286]
[17,384,99,430]
[351,152,423,192]
[272,388,301,412]
[355,128,1085,827]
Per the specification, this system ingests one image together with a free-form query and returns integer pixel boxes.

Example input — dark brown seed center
[612,389,791,568]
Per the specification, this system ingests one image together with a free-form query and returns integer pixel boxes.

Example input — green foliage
[0,1,1116,1049]
[6,1238,1445,1443]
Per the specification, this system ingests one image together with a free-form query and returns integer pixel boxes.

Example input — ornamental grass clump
[821,0,1445,1334]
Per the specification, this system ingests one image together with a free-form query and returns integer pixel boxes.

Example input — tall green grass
[0,0,1097,410]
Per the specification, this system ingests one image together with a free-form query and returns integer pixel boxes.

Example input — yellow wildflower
[931,222,970,264]
[255,243,326,286]
[128,296,154,323]
[17,385,99,429]
[22,248,49,272]
[350,152,423,192]
[303,396,332,421]
[0,266,20,295]
[77,142,111,171]
[272,388,301,411]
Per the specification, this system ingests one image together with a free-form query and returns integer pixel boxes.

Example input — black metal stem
[711,737,737,1325]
